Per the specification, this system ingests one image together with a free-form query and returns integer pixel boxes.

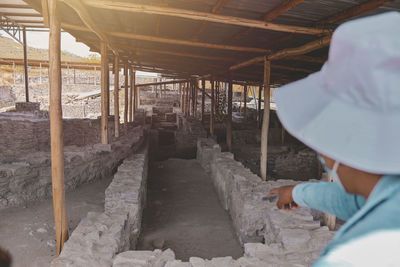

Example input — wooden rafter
[62,22,271,53]
[61,0,118,55]
[82,0,328,35]
[190,0,230,41]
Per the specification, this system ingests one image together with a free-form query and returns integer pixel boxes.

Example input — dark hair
[0,248,11,267]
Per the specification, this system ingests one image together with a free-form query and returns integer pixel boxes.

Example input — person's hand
[269,185,298,211]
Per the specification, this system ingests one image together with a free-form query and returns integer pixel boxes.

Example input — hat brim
[274,71,400,175]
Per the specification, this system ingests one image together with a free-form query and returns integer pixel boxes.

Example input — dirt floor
[137,158,243,261]
[0,176,112,267]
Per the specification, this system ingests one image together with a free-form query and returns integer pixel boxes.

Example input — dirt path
[137,159,243,261]
[0,176,112,267]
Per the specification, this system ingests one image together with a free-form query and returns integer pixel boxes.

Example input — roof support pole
[106,61,110,116]
[100,42,109,144]
[201,79,205,123]
[133,71,137,114]
[129,66,133,122]
[186,82,190,116]
[243,85,247,123]
[258,85,262,128]
[181,83,185,113]
[124,64,128,124]
[114,55,120,138]
[48,0,69,255]
[195,80,199,119]
[260,57,271,181]
[23,27,29,102]
[227,79,233,152]
[210,78,215,136]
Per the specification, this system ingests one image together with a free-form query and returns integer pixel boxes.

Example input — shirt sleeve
[292,182,366,221]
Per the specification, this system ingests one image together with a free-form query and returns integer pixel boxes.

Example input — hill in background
[0,34,99,63]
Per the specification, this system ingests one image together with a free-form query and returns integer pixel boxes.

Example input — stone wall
[0,113,119,159]
[0,125,144,208]
[51,141,149,267]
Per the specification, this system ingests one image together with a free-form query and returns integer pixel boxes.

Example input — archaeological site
[0,0,399,266]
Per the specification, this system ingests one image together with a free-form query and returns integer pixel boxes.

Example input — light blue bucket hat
[274,12,400,174]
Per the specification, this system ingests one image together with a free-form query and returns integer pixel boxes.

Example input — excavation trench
[137,158,243,260]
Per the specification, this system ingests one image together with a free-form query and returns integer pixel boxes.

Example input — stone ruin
[49,137,335,267]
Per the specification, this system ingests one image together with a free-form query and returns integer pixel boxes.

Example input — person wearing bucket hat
[269,12,400,266]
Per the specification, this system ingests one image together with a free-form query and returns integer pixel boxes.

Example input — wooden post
[133,70,137,113]
[258,85,262,128]
[194,80,198,119]
[114,55,120,137]
[243,85,247,123]
[48,0,69,254]
[227,79,233,152]
[101,42,109,144]
[210,79,215,136]
[186,82,190,116]
[201,79,205,123]
[129,67,133,122]
[23,27,29,102]
[106,62,110,116]
[124,64,129,124]
[260,57,271,181]
[181,83,185,113]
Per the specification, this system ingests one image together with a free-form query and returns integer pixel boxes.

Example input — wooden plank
[83,0,326,35]
[100,42,109,144]
[260,57,270,181]
[227,80,233,152]
[40,0,49,27]
[136,79,187,87]
[114,55,120,137]
[48,0,69,255]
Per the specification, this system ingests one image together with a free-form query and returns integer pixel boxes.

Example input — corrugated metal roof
[0,0,398,83]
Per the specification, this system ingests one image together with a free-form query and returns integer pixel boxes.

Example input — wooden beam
[260,57,270,181]
[83,0,327,35]
[114,55,120,137]
[318,0,393,25]
[48,0,69,255]
[229,56,264,71]
[0,12,41,17]
[229,35,331,71]
[124,64,128,124]
[227,80,233,152]
[191,0,230,41]
[0,4,31,8]
[100,42,109,144]
[63,22,270,53]
[136,79,188,87]
[268,35,331,60]
[285,55,326,64]
[61,0,118,55]
[40,0,49,27]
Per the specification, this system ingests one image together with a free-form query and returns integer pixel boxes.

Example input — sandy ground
[0,176,113,267]
[137,159,243,260]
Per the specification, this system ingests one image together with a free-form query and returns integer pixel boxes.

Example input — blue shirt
[292,175,400,265]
